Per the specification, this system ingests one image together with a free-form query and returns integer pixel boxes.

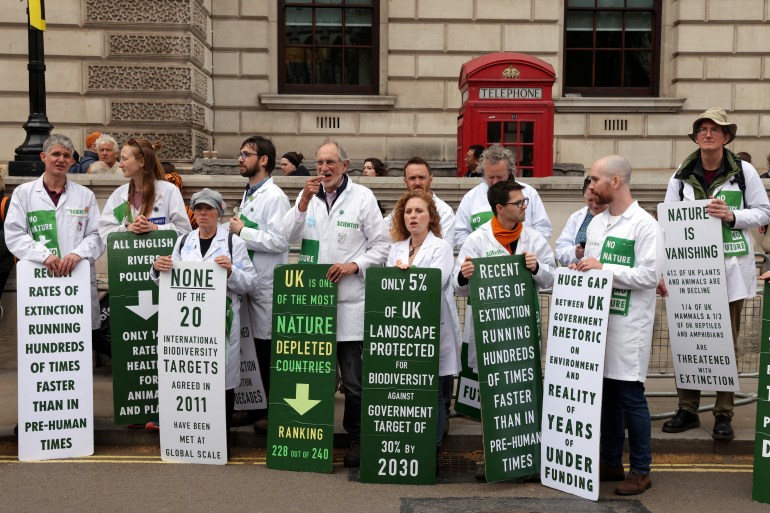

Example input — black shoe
[662,409,700,433]
[475,462,486,482]
[600,462,626,481]
[343,440,360,468]
[712,414,735,440]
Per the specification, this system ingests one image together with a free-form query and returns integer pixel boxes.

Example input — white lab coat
[5,176,105,328]
[452,221,556,371]
[555,205,589,267]
[665,162,770,302]
[454,180,552,248]
[282,177,389,341]
[236,178,290,340]
[585,201,663,383]
[384,192,461,348]
[387,232,459,377]
[156,225,257,389]
[99,180,192,242]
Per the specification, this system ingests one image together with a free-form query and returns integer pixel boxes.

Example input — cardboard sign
[158,261,227,465]
[361,267,441,484]
[234,302,266,410]
[107,231,176,425]
[267,264,337,473]
[17,261,94,461]
[658,200,739,392]
[470,255,542,482]
[541,268,613,501]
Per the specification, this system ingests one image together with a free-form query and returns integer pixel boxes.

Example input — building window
[279,0,378,95]
[563,0,660,97]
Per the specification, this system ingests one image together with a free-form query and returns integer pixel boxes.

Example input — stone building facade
[1,0,769,172]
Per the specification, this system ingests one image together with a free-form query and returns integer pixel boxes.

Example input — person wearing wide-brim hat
[660,108,770,441]
[686,107,738,144]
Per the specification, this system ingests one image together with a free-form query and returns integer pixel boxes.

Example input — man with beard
[283,139,389,467]
[573,155,662,495]
[229,136,290,425]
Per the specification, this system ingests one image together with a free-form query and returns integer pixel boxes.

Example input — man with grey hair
[5,134,105,339]
[452,144,552,426]
[455,144,552,249]
[660,107,770,440]
[95,134,120,174]
[573,155,662,495]
[282,139,389,467]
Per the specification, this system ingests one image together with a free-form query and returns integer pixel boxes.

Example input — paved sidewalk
[0,366,759,455]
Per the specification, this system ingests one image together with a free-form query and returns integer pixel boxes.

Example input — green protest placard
[753,283,770,503]
[470,255,542,482]
[267,264,337,473]
[361,267,441,484]
[453,342,481,419]
[107,231,176,425]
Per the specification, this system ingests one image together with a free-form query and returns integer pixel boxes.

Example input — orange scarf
[491,216,522,254]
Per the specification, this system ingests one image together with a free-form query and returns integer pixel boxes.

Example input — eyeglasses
[697,127,723,135]
[506,198,529,208]
[315,159,339,167]
[237,151,259,160]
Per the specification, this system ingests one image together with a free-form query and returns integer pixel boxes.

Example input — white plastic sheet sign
[234,302,266,410]
[17,260,94,461]
[158,261,228,464]
[541,268,613,501]
[658,200,739,392]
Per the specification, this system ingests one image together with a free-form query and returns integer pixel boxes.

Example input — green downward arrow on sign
[284,383,320,415]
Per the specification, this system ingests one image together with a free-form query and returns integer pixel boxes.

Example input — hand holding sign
[460,256,475,279]
[707,196,735,224]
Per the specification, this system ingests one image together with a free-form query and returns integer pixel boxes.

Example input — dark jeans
[601,378,651,475]
[337,341,363,440]
[437,375,453,447]
[255,338,271,414]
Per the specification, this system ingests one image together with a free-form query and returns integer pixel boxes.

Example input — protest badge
[158,261,227,465]
[361,267,441,484]
[658,200,739,392]
[234,301,266,411]
[107,231,176,425]
[541,268,613,501]
[17,260,94,461]
[470,254,542,482]
[267,264,337,473]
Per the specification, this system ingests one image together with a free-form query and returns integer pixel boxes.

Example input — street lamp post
[8,0,53,177]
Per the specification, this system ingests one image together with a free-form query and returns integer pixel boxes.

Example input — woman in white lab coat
[387,190,458,449]
[152,188,257,456]
[100,138,191,241]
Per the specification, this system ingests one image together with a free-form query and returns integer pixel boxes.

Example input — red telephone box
[457,53,556,177]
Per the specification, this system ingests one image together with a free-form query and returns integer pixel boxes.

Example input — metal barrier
[453,285,763,418]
